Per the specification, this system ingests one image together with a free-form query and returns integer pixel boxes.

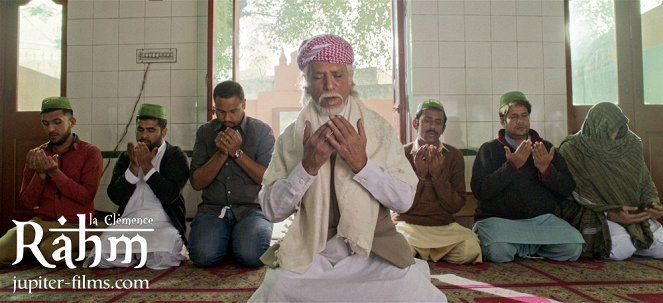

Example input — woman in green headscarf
[558,102,663,260]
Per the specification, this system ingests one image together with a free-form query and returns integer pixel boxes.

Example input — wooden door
[0,0,65,233]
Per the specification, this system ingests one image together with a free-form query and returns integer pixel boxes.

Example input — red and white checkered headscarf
[297,34,354,71]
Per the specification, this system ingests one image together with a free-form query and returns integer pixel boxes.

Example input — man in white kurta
[249,34,446,302]
[84,104,189,270]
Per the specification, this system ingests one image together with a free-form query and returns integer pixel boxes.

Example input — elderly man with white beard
[248,34,446,302]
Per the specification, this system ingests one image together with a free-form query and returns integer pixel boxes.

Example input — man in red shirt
[0,97,102,266]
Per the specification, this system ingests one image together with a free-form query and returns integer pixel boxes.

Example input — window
[18,0,64,111]
[211,0,397,132]
[568,0,663,105]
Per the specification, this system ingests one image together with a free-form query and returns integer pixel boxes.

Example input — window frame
[206,0,408,142]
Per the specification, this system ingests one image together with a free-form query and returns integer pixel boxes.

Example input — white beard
[309,92,348,118]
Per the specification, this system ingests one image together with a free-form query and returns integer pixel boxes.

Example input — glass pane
[18,0,62,111]
[569,0,618,105]
[213,0,233,83]
[231,0,396,130]
[641,0,663,104]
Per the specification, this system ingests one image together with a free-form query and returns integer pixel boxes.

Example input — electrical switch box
[136,48,177,63]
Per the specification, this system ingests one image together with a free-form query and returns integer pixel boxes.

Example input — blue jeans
[188,208,272,267]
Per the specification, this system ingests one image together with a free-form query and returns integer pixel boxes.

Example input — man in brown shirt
[393,98,482,264]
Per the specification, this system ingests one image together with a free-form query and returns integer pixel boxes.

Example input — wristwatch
[230,149,243,159]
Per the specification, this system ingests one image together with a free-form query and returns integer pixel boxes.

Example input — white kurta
[85,142,183,269]
[251,160,447,302]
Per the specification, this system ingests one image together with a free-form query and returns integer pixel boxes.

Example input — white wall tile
[517,42,543,67]
[119,0,145,18]
[442,121,467,148]
[544,94,567,121]
[439,42,465,68]
[517,68,544,94]
[69,0,94,19]
[168,123,198,150]
[439,69,466,94]
[413,41,440,68]
[544,120,568,146]
[119,44,145,71]
[411,15,439,42]
[413,68,440,95]
[117,98,140,125]
[541,0,564,16]
[492,68,518,94]
[516,0,542,16]
[171,97,198,124]
[93,45,119,71]
[438,16,465,41]
[492,42,517,67]
[146,0,172,17]
[411,0,438,15]
[491,0,516,15]
[467,122,494,148]
[544,68,566,94]
[172,17,198,43]
[118,70,146,97]
[91,124,119,151]
[542,16,564,42]
[145,18,172,44]
[67,72,94,98]
[465,1,491,15]
[466,94,493,121]
[197,0,208,17]
[93,0,119,19]
[171,70,198,97]
[529,121,544,137]
[517,16,542,41]
[197,43,207,70]
[119,18,145,44]
[438,1,465,15]
[92,71,119,98]
[69,98,92,125]
[197,71,208,97]
[491,16,517,41]
[74,124,92,143]
[543,42,565,68]
[144,70,171,97]
[466,42,492,67]
[68,19,94,45]
[197,16,208,47]
[465,16,491,41]
[439,94,467,122]
[172,43,198,70]
[68,46,93,72]
[93,19,119,45]
[172,0,198,17]
[466,68,492,94]
[527,94,545,121]
[92,98,119,124]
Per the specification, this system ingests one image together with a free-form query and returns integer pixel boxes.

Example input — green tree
[243,0,392,71]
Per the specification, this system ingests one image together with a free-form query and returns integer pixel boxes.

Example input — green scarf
[559,102,658,256]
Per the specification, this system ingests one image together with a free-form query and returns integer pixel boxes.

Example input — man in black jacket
[85,103,189,269]
[471,91,584,263]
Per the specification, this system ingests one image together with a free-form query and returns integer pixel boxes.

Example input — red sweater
[18,136,102,224]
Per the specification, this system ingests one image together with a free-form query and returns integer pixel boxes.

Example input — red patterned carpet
[1,257,661,302]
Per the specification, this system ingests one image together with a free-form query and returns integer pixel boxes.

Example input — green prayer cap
[499,91,528,109]
[137,103,166,120]
[41,96,72,113]
[417,98,445,113]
